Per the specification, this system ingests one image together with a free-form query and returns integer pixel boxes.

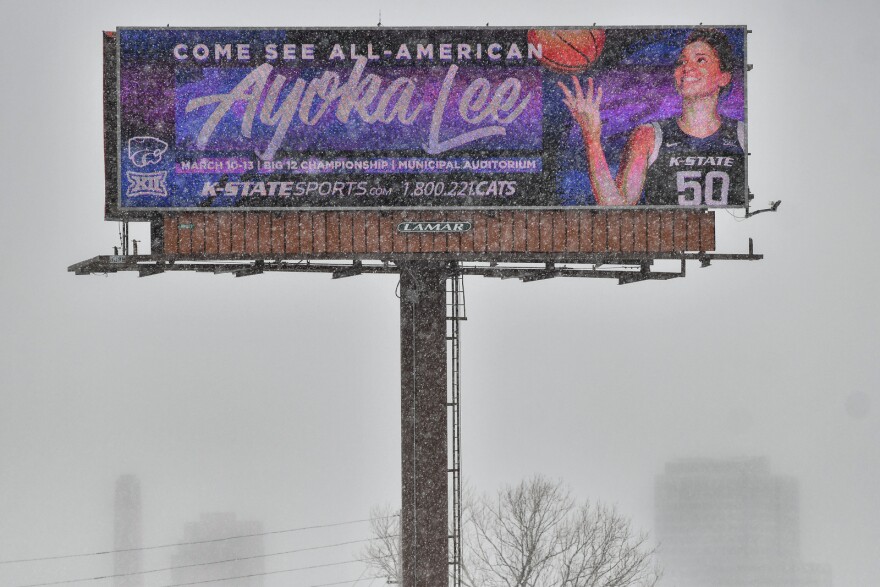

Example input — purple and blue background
[117,27,745,208]
[548,27,745,204]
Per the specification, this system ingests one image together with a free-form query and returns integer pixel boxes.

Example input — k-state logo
[127,136,168,168]
[397,221,473,233]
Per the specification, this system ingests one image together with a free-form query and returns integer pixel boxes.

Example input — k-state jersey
[642,117,746,206]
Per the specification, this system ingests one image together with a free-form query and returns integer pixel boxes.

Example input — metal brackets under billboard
[109,26,748,214]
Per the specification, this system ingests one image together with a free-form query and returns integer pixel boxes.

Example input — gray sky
[1,0,878,585]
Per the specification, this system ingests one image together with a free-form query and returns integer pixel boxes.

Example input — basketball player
[558,29,745,206]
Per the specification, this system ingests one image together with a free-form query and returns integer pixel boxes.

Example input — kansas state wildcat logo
[127,136,168,168]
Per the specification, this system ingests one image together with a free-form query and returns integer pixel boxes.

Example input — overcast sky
[1,0,878,586]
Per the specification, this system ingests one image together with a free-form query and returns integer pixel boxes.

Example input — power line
[0,515,397,565]
[305,577,386,587]
[295,580,382,587]
[15,537,395,587]
[160,557,376,587]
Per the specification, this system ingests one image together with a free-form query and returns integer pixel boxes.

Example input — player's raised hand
[557,76,603,140]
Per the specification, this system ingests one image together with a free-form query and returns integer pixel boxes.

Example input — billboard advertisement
[111,26,747,213]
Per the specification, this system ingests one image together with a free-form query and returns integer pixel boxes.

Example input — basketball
[527,29,606,74]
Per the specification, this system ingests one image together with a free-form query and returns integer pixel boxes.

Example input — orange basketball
[527,29,606,74]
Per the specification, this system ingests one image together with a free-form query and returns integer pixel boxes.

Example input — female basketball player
[558,29,745,206]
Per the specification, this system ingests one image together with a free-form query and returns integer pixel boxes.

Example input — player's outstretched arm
[615,124,656,206]
[558,77,655,206]
[558,77,625,206]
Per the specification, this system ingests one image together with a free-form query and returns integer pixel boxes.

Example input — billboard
[110,26,747,214]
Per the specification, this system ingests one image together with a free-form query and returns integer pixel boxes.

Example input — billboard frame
[104,25,750,220]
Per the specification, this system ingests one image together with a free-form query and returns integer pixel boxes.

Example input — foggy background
[1,0,877,585]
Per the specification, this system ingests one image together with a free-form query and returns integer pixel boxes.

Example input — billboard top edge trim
[114,25,749,31]
[111,206,746,212]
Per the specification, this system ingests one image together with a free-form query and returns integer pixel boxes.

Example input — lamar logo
[398,221,472,233]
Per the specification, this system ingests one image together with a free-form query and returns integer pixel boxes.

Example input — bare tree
[552,502,661,587]
[362,504,402,584]
[362,477,660,587]
[463,476,573,587]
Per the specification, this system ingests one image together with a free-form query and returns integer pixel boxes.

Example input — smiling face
[674,41,732,100]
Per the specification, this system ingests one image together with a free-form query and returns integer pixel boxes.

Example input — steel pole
[399,262,448,587]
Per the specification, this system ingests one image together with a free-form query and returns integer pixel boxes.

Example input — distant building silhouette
[113,475,143,587]
[655,458,832,587]
[170,512,264,586]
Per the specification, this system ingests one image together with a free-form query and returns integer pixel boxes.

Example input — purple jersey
[642,117,746,206]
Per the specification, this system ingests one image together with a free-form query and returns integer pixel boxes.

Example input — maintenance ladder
[446,273,466,587]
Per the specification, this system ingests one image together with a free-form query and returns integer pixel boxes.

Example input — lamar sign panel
[107,26,747,216]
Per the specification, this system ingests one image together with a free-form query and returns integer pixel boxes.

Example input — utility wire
[15,537,396,587]
[0,515,398,565]
[308,579,385,587]
[160,557,376,587]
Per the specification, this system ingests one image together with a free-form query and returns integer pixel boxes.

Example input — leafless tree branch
[361,504,402,584]
[362,477,661,587]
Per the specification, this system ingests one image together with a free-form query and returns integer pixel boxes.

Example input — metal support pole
[400,262,448,587]
[150,218,165,255]
[121,221,129,256]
